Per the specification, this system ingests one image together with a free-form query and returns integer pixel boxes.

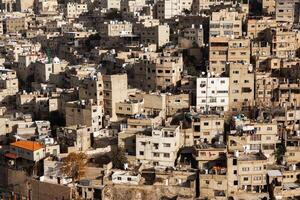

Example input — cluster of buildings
[0,0,300,200]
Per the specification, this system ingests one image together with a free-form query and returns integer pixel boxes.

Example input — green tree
[275,143,285,164]
[110,147,128,169]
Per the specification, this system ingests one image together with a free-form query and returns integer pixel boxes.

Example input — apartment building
[179,24,204,48]
[228,117,279,163]
[15,0,34,12]
[196,76,229,112]
[262,0,276,14]
[65,3,88,19]
[103,74,128,121]
[99,0,121,10]
[79,72,104,106]
[5,17,28,33]
[247,17,277,40]
[275,0,295,24]
[115,99,144,118]
[228,63,254,112]
[251,41,271,70]
[98,21,133,37]
[191,114,225,144]
[120,0,146,13]
[166,93,189,116]
[255,72,278,107]
[65,99,103,132]
[192,0,248,13]
[209,37,250,74]
[136,125,181,167]
[57,125,92,152]
[209,9,242,38]
[131,51,183,91]
[0,68,18,107]
[36,0,58,14]
[285,136,300,165]
[197,143,227,199]
[155,0,192,19]
[141,24,170,48]
[227,152,269,198]
[34,58,68,83]
[267,28,298,59]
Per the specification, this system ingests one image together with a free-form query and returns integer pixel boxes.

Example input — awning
[4,152,18,159]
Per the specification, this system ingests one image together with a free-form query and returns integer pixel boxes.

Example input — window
[153,153,159,157]
[243,177,249,181]
[204,122,209,126]
[117,177,121,180]
[163,143,171,147]
[127,177,132,181]
[234,180,238,185]
[216,122,221,125]
[139,151,144,155]
[250,134,261,141]
[267,127,272,131]
[205,180,209,184]
[242,167,250,171]
[254,166,261,171]
[163,153,170,158]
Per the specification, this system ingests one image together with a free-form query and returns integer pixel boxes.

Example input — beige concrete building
[136,125,181,167]
[57,125,92,152]
[36,0,58,14]
[120,0,146,13]
[79,72,104,106]
[196,142,227,199]
[262,0,276,14]
[209,9,242,38]
[103,74,128,121]
[251,41,271,70]
[255,72,278,107]
[34,58,68,83]
[166,93,189,116]
[16,0,34,12]
[228,117,279,163]
[227,152,269,198]
[209,37,250,74]
[5,17,28,33]
[0,68,18,107]
[228,63,254,112]
[247,17,277,40]
[179,24,204,48]
[141,24,170,48]
[65,100,103,132]
[192,0,248,13]
[276,0,295,24]
[155,0,193,19]
[267,28,298,59]
[191,114,224,144]
[131,51,183,91]
[99,0,121,10]
[65,3,88,19]
[98,21,132,37]
[285,137,300,165]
